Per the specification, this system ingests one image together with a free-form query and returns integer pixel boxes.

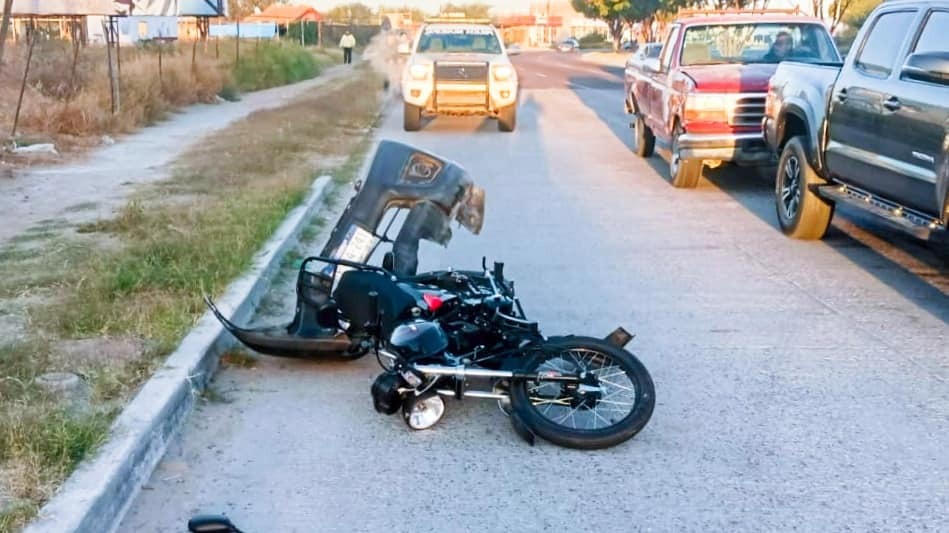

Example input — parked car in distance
[764,0,949,241]
[557,38,580,52]
[624,8,841,188]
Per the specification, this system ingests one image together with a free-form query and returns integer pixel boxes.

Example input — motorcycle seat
[333,270,418,338]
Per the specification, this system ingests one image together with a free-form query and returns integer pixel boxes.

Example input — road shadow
[410,94,541,135]
[702,166,949,325]
[567,79,948,324]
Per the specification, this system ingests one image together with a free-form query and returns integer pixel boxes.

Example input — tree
[377,5,428,23]
[327,3,375,25]
[439,3,492,19]
[227,0,269,20]
[841,0,882,27]
[624,0,693,44]
[832,0,882,49]
[0,0,13,73]
[709,0,772,8]
[571,1,635,51]
[810,0,858,33]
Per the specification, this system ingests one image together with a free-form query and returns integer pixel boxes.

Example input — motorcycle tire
[510,336,655,450]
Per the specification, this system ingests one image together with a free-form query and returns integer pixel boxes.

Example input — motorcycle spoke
[525,347,640,431]
[593,368,625,380]
[597,378,636,392]
[593,408,613,429]
[597,399,635,408]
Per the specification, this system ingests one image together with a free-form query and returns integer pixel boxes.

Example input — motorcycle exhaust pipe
[412,364,584,383]
[412,364,514,379]
[395,388,506,400]
[435,389,506,400]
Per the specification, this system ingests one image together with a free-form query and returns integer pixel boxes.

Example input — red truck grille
[729,96,767,127]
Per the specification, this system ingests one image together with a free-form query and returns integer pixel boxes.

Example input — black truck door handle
[836,89,848,102]
[883,96,901,111]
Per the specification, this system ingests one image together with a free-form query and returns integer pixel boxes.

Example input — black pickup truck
[763,0,948,241]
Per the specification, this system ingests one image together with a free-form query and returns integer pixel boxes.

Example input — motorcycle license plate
[328,224,377,282]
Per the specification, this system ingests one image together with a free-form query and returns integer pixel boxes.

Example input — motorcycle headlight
[409,64,430,80]
[492,65,513,81]
[371,372,404,415]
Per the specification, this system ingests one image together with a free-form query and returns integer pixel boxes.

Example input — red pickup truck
[624,9,841,188]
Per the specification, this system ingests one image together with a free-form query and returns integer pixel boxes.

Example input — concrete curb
[24,176,332,533]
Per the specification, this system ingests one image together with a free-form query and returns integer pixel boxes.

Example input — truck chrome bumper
[678,132,774,166]
[402,80,517,114]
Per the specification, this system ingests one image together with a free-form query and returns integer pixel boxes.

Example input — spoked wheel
[510,337,655,450]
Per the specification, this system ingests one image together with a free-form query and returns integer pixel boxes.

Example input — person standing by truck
[340,30,356,64]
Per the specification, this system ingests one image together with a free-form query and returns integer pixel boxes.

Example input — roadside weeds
[0,63,385,532]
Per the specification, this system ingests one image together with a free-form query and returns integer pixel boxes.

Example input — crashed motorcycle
[205,140,655,449]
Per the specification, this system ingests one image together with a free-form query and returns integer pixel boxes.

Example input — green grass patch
[0,66,385,531]
[233,42,322,92]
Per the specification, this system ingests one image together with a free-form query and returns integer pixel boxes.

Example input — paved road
[121,52,948,532]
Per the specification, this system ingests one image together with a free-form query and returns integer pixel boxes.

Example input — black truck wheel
[403,102,422,132]
[633,114,655,157]
[775,136,834,239]
[669,125,702,188]
[498,105,517,132]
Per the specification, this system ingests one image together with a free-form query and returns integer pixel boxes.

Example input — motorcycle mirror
[187,514,241,533]
[382,251,395,272]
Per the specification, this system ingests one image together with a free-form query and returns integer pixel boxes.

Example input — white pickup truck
[399,20,520,132]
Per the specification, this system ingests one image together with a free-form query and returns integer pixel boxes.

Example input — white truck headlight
[492,65,513,81]
[409,64,430,80]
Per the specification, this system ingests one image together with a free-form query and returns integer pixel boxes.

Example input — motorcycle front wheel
[510,337,655,450]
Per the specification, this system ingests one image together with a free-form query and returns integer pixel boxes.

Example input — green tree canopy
[377,5,428,22]
[327,2,376,25]
[571,0,634,50]
[439,3,492,19]
[227,0,269,20]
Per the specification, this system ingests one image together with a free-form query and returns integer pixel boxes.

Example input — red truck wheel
[669,126,702,188]
[775,136,834,239]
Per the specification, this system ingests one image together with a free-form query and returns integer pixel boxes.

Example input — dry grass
[0,64,385,532]
[0,39,339,162]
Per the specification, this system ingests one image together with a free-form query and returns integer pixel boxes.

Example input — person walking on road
[340,30,356,65]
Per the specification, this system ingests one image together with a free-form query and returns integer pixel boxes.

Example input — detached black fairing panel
[204,139,485,359]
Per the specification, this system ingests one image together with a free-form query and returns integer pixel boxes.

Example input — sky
[300,1,534,15]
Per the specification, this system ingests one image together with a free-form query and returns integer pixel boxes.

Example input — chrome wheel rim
[527,349,637,431]
[781,155,802,220]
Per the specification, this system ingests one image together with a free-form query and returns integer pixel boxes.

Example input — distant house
[495,0,608,47]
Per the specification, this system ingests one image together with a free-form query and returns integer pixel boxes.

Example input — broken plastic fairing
[204,139,485,358]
